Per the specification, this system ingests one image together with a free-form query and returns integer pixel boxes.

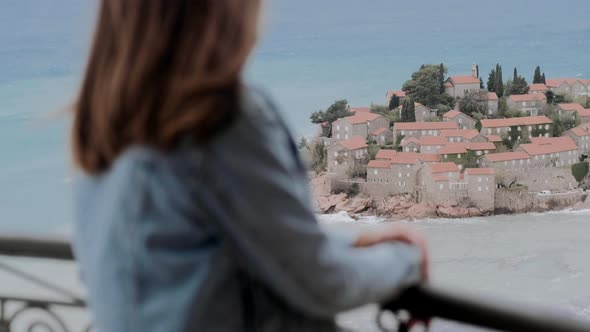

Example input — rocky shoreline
[311,173,590,220]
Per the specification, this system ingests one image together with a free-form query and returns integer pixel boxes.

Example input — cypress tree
[541,73,546,84]
[480,77,484,89]
[533,66,542,84]
[513,67,518,82]
[389,94,400,110]
[439,63,446,94]
[487,68,496,92]
[496,64,504,98]
[407,100,416,122]
[476,65,480,78]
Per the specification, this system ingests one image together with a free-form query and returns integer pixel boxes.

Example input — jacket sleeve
[200,95,422,318]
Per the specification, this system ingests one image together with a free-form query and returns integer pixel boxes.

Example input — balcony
[0,235,588,332]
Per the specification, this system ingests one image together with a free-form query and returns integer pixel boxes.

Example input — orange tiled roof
[440,129,480,139]
[429,162,460,173]
[465,168,495,175]
[484,134,502,142]
[417,153,442,162]
[372,127,389,135]
[401,137,420,146]
[467,142,496,151]
[344,112,382,125]
[389,152,441,165]
[487,92,499,100]
[528,84,548,91]
[519,137,578,156]
[579,109,590,117]
[568,127,590,137]
[442,110,462,119]
[480,116,552,128]
[419,136,448,146]
[508,94,547,102]
[448,76,480,85]
[558,103,585,113]
[375,149,398,160]
[484,151,531,162]
[367,160,392,169]
[546,78,590,88]
[439,143,468,155]
[340,136,368,150]
[432,174,450,182]
[394,122,458,131]
[387,90,407,99]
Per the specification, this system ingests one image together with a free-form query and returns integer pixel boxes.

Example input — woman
[71,1,429,331]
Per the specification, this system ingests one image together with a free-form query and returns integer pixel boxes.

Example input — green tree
[457,90,487,117]
[495,64,504,98]
[533,66,543,84]
[507,67,530,95]
[487,68,496,92]
[439,63,446,94]
[546,90,555,104]
[402,64,454,108]
[479,77,485,89]
[310,100,353,137]
[541,72,546,84]
[388,94,401,110]
[401,98,416,122]
[308,141,327,175]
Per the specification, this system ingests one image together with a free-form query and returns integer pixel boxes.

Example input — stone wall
[495,188,586,214]
[496,167,577,193]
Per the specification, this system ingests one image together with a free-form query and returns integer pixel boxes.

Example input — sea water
[1,0,590,330]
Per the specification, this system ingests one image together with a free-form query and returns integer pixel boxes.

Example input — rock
[317,193,348,213]
[406,203,437,219]
[344,194,373,214]
[375,194,416,216]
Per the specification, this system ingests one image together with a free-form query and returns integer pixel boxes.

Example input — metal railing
[0,235,589,332]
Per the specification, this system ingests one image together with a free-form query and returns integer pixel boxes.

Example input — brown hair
[72,0,261,174]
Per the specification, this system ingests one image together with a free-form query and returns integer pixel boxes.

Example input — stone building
[487,92,499,116]
[479,151,533,171]
[515,137,580,168]
[414,103,437,122]
[393,121,458,139]
[370,128,393,145]
[439,144,468,164]
[480,116,553,138]
[556,103,590,122]
[467,142,496,157]
[367,152,440,195]
[528,83,549,94]
[506,94,547,116]
[331,112,389,141]
[444,75,481,98]
[386,90,407,105]
[563,126,590,154]
[327,136,368,176]
[401,137,420,152]
[375,149,398,160]
[440,129,487,143]
[417,162,463,203]
[418,136,448,154]
[442,110,477,130]
[464,168,496,212]
[546,78,590,97]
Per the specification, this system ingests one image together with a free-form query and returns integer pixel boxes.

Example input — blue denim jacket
[72,88,421,332]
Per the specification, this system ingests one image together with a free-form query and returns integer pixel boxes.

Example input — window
[545,125,550,130]
[407,173,410,177]
[336,125,340,130]
[545,133,550,138]
[512,160,516,165]
[488,128,492,134]
[334,161,338,166]
[439,184,444,190]
[476,151,482,156]
[528,126,532,131]
[344,126,348,131]
[504,161,508,166]
[496,128,501,134]
[478,177,482,183]
[344,152,348,157]
[344,134,348,139]
[485,186,489,191]
[458,154,462,159]
[398,173,402,178]
[421,131,426,135]
[374,170,378,175]
[406,164,411,169]
[518,127,521,131]
[459,119,463,124]
[401,131,406,135]
[336,134,340,139]
[478,186,482,192]
[334,152,338,157]
[444,154,448,158]
[519,159,523,165]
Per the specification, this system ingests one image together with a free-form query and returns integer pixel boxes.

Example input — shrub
[572,162,589,183]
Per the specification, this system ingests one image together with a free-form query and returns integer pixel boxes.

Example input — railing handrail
[1,235,590,332]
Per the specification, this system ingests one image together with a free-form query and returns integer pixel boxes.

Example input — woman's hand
[354,223,430,281]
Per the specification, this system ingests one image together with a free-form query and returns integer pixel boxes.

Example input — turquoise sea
[1,0,590,233]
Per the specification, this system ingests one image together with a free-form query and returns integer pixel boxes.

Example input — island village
[307,64,590,218]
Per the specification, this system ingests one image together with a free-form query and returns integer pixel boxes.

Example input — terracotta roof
[367,160,392,169]
[567,127,590,137]
[351,107,370,114]
[444,82,453,88]
[442,110,461,119]
[419,136,448,146]
[519,137,578,156]
[372,127,389,135]
[417,153,442,162]
[480,116,552,128]
[558,103,585,113]
[484,135,502,142]
[529,136,569,145]
[440,129,480,139]
[340,136,367,150]
[467,142,496,151]
[484,151,531,162]
[546,78,590,88]
[432,174,450,182]
[448,76,480,85]
[394,122,458,131]
[487,92,499,100]
[344,112,382,125]
[387,90,407,99]
[579,109,590,117]
[439,143,468,155]
[508,94,546,102]
[401,137,420,146]
[429,162,460,173]
[465,168,495,175]
[529,84,548,91]
[375,149,398,160]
